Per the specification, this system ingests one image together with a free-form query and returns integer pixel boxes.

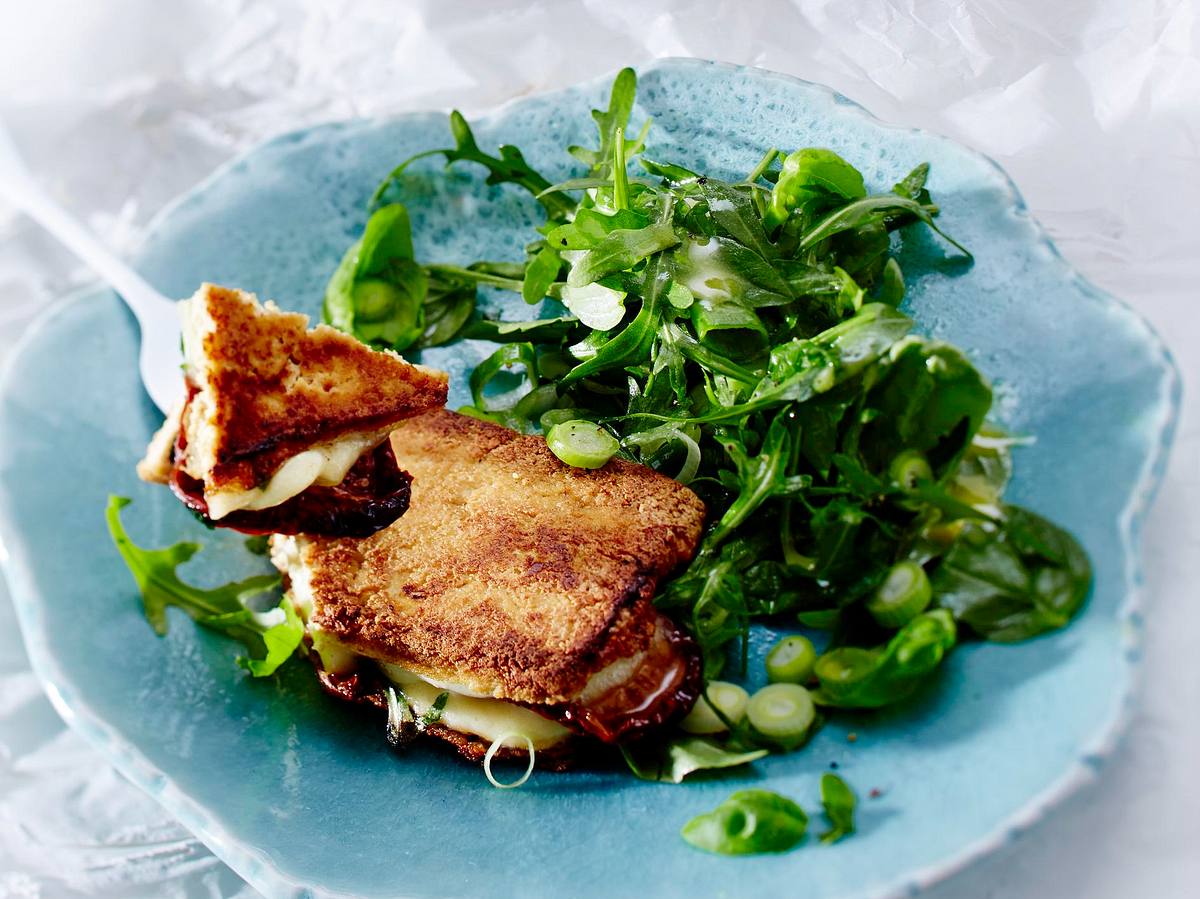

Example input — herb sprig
[106,496,302,676]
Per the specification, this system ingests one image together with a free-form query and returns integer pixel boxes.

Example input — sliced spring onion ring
[765,635,817,684]
[679,681,750,734]
[546,420,619,469]
[623,424,702,484]
[483,733,536,789]
[867,560,932,628]
[746,683,815,749]
[888,450,933,490]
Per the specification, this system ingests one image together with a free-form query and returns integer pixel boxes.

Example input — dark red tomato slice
[541,616,702,744]
[171,440,411,538]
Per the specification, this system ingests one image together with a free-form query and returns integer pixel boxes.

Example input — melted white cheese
[378,663,571,750]
[205,430,382,520]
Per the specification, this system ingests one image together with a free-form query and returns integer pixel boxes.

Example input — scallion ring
[546,419,619,469]
[746,683,815,749]
[483,733,536,789]
[350,278,401,322]
[888,450,933,491]
[679,681,750,734]
[867,561,933,628]
[765,635,817,684]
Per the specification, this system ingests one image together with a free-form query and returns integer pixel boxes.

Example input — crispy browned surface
[294,409,706,704]
[193,284,447,489]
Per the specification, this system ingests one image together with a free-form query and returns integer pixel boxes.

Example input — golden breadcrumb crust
[188,283,447,490]
[290,409,706,704]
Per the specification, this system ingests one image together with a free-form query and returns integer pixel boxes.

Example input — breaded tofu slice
[138,283,448,535]
[271,409,706,763]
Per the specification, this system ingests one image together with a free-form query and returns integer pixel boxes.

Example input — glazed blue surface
[0,60,1179,899]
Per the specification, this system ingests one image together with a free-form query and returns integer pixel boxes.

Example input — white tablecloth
[1,2,1196,896]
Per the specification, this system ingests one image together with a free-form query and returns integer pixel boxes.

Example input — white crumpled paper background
[0,1,1196,896]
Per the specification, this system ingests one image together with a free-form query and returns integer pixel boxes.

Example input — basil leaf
[681,789,808,855]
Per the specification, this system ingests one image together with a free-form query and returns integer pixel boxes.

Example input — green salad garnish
[325,67,1092,720]
[105,496,302,676]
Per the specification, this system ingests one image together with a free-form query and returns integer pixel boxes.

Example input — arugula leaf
[569,66,641,179]
[461,315,578,344]
[819,773,857,844]
[812,610,957,708]
[105,496,301,676]
[681,789,808,855]
[566,223,680,288]
[521,245,562,304]
[801,194,971,258]
[621,736,767,783]
[932,505,1092,641]
[374,112,575,221]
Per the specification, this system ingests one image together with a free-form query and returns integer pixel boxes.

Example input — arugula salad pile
[324,67,1091,705]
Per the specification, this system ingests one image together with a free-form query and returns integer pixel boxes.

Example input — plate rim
[0,57,1183,899]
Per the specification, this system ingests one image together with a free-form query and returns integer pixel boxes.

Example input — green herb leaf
[621,736,768,784]
[521,245,562,305]
[323,203,427,351]
[461,316,579,344]
[105,496,300,676]
[801,194,971,258]
[764,148,867,230]
[932,505,1092,641]
[812,610,957,708]
[566,222,680,289]
[819,772,857,844]
[243,535,270,556]
[681,789,808,855]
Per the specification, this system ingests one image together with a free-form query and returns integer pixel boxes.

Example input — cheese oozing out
[178,294,387,520]
[271,536,573,751]
[204,429,385,520]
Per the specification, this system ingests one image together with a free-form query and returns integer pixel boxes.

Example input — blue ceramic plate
[0,60,1179,898]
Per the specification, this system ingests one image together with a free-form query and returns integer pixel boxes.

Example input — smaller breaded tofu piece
[271,409,706,766]
[137,283,448,536]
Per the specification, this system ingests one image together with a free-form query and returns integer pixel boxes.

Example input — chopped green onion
[813,647,877,689]
[483,733,536,789]
[765,635,817,684]
[867,561,932,628]
[539,408,582,430]
[746,683,815,749]
[888,450,933,490]
[546,419,619,469]
[679,681,750,734]
[350,278,403,322]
